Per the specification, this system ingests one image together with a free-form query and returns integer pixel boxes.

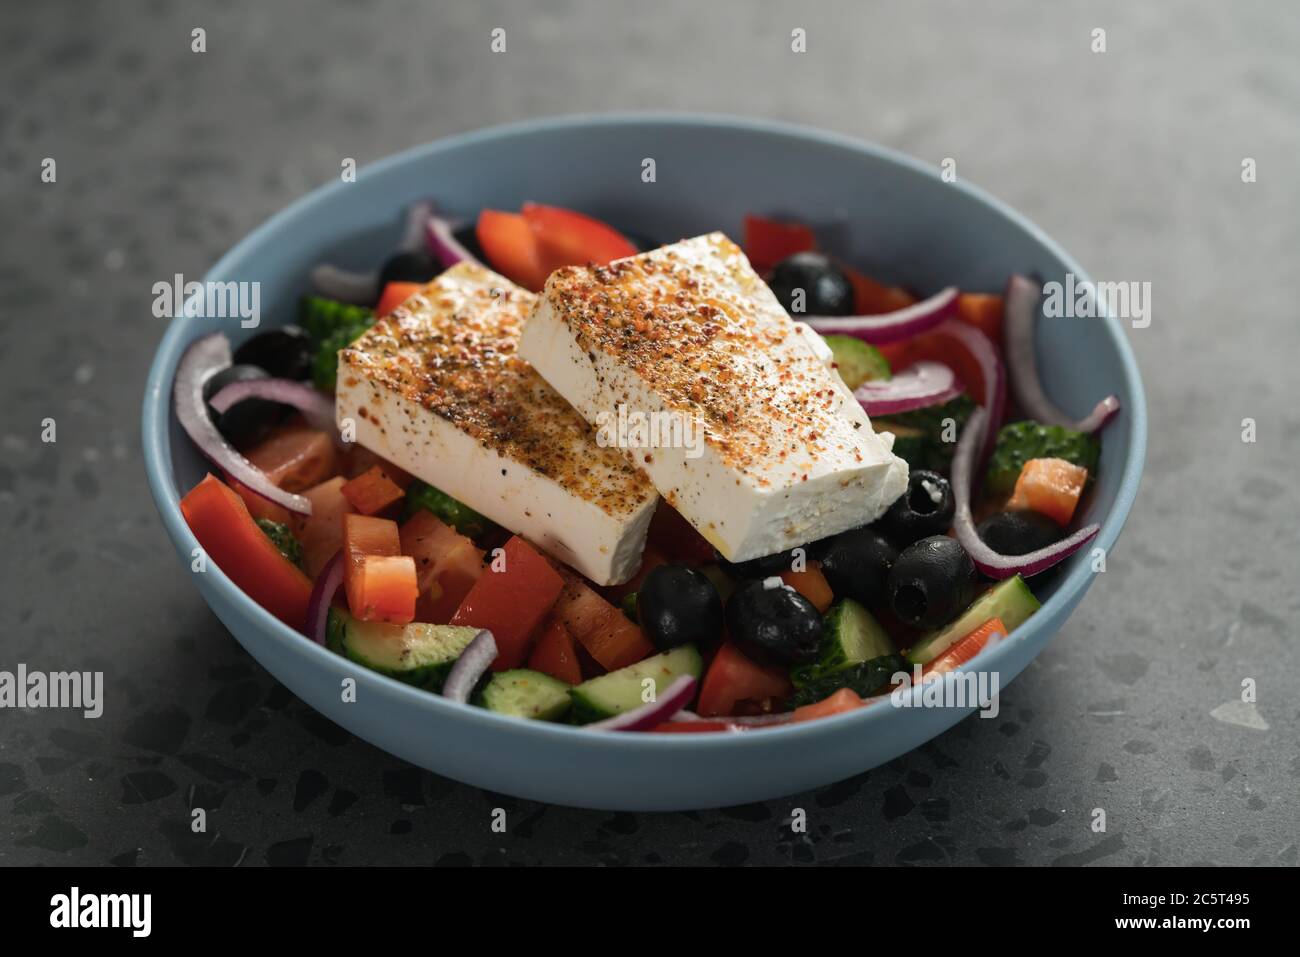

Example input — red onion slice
[806,286,959,344]
[174,334,312,515]
[442,630,498,703]
[208,376,342,446]
[426,213,481,270]
[932,317,1006,475]
[305,550,345,644]
[952,406,1100,579]
[311,263,378,305]
[1005,275,1121,433]
[855,360,963,416]
[586,675,698,731]
[400,200,434,252]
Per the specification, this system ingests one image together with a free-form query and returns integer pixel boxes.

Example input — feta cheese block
[518,233,908,562]
[335,262,658,585]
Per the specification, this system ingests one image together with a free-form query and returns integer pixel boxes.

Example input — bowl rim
[142,110,1147,748]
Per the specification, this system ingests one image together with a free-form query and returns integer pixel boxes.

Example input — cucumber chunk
[875,394,975,472]
[791,598,895,688]
[326,607,348,654]
[822,334,890,389]
[985,421,1100,496]
[906,575,1040,665]
[477,669,572,721]
[569,645,703,724]
[785,653,906,710]
[337,610,482,691]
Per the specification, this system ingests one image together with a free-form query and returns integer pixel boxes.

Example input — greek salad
[174,200,1119,732]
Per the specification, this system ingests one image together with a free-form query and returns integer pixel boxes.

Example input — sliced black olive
[378,249,439,286]
[887,535,977,630]
[233,325,314,381]
[817,526,897,607]
[767,252,855,317]
[638,564,723,651]
[725,578,823,665]
[203,364,286,448]
[976,511,1064,556]
[876,470,955,548]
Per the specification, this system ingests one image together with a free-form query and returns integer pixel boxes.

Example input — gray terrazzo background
[0,0,1297,865]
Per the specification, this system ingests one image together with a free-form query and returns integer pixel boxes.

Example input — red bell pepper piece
[180,474,313,629]
[742,214,815,273]
[476,209,550,291]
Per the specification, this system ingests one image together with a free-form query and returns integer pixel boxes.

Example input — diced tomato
[522,202,638,273]
[649,721,733,733]
[697,642,792,717]
[451,537,565,670]
[226,473,292,526]
[840,263,917,315]
[375,281,423,318]
[353,555,418,624]
[792,688,864,723]
[742,214,815,273]
[646,502,717,564]
[245,422,339,493]
[956,292,1005,347]
[923,617,1005,679]
[179,474,313,629]
[551,573,655,672]
[476,209,550,291]
[342,445,413,487]
[398,510,483,624]
[1007,457,1088,525]
[343,514,415,623]
[780,564,833,613]
[604,544,667,603]
[527,617,583,685]
[340,465,405,516]
[294,476,354,579]
[344,512,399,558]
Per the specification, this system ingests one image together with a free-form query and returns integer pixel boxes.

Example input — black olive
[638,564,723,651]
[817,526,898,607]
[887,535,978,630]
[203,365,287,448]
[767,252,855,316]
[233,325,314,381]
[725,578,823,665]
[876,470,955,548]
[378,249,439,286]
[453,225,487,262]
[976,511,1064,556]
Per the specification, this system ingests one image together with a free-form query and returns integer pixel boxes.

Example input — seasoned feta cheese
[519,233,908,562]
[336,263,658,585]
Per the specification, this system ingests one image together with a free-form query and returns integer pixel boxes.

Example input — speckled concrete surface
[1,0,1297,866]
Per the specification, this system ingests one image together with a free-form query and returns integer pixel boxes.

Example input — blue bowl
[143,114,1146,811]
